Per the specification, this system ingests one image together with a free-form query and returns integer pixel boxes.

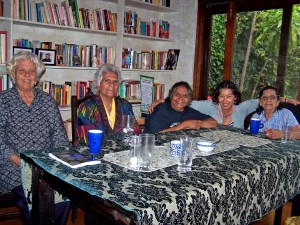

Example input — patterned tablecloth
[103,130,272,172]
[21,126,300,225]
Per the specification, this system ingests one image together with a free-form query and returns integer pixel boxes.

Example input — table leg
[291,194,300,217]
[31,166,55,225]
[274,205,283,225]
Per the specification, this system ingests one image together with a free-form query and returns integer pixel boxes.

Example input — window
[194,1,300,101]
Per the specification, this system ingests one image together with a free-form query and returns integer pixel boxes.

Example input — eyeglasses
[260,95,278,101]
[16,69,36,76]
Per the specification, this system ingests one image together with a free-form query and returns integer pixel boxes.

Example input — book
[0,31,8,64]
[0,0,2,17]
[49,149,101,168]
[164,49,180,70]
[68,0,80,28]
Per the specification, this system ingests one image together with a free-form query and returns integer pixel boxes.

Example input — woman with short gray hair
[1,51,70,225]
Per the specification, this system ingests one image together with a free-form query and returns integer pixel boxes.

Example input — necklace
[19,90,34,98]
[222,112,232,118]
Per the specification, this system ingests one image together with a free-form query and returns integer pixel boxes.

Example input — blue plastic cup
[88,130,103,155]
[250,118,261,135]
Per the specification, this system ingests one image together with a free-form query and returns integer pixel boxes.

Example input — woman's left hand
[264,129,283,139]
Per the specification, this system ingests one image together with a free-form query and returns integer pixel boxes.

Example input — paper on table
[49,150,101,169]
[103,146,177,172]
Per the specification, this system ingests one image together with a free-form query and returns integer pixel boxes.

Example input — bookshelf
[0,0,198,122]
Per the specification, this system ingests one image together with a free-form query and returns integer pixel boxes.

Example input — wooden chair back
[282,102,300,124]
[244,111,255,129]
[71,89,95,145]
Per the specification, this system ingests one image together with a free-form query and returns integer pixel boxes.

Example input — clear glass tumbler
[177,136,194,172]
[138,133,155,171]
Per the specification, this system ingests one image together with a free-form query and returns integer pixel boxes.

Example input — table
[20,126,300,225]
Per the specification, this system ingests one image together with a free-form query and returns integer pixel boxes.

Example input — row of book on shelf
[122,48,180,70]
[12,38,115,67]
[0,74,13,92]
[120,78,165,103]
[11,0,116,32]
[39,77,164,108]
[40,80,93,106]
[124,10,170,39]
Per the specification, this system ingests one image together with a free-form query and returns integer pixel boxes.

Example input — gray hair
[168,81,193,101]
[91,64,121,94]
[6,51,46,84]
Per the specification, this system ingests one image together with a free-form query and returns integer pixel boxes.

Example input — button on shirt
[0,86,69,193]
[252,108,299,133]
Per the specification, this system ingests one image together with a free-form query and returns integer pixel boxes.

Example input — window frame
[193,0,300,100]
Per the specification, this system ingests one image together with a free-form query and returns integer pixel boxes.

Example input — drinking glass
[122,115,136,144]
[139,133,155,171]
[129,135,141,169]
[177,136,194,172]
[250,118,261,135]
[281,125,292,143]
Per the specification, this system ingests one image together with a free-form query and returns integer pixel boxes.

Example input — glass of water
[177,136,194,172]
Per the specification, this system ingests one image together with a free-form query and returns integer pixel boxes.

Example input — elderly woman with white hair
[75,63,140,145]
[0,51,71,225]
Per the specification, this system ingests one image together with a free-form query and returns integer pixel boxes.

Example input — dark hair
[256,85,283,114]
[211,80,242,105]
[165,81,193,104]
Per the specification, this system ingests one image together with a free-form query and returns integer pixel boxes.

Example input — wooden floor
[0,202,293,225]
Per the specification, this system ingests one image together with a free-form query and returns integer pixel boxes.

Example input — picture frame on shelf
[125,11,135,27]
[56,55,64,66]
[164,49,180,70]
[36,49,56,65]
[13,47,33,55]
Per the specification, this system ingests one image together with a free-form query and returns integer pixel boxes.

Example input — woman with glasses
[144,81,217,134]
[251,86,300,139]
[1,51,71,225]
[149,80,299,129]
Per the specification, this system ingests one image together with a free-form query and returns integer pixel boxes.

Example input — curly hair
[91,64,121,94]
[256,86,283,114]
[6,51,46,84]
[211,80,242,105]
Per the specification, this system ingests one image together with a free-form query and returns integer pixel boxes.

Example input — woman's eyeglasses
[260,95,278,101]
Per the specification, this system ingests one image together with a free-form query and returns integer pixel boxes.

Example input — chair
[0,192,21,221]
[244,111,255,129]
[70,89,95,222]
[71,88,95,145]
[282,102,300,124]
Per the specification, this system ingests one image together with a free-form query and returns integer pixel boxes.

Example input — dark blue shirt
[144,102,212,134]
[0,86,69,193]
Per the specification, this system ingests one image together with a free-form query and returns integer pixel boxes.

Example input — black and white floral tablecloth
[21,126,300,225]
